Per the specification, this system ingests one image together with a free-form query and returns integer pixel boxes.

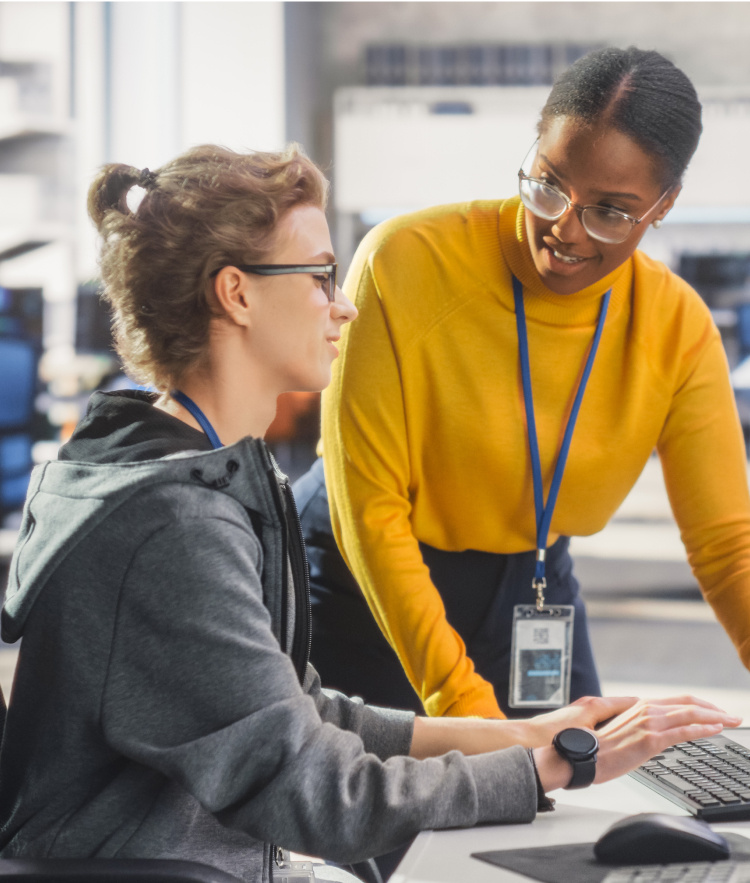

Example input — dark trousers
[293,458,601,718]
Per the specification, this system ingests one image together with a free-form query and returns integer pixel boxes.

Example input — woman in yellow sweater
[293,46,750,720]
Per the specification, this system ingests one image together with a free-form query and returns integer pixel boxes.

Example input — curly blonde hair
[87,143,329,391]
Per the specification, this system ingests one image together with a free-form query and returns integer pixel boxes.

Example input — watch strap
[552,728,598,790]
[565,754,596,789]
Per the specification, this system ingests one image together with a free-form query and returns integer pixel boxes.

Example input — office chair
[737,303,750,363]
[0,683,382,883]
[0,338,39,523]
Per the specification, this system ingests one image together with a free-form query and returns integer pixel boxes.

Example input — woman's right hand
[533,695,742,793]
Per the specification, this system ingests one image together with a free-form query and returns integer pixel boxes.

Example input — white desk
[392,730,750,882]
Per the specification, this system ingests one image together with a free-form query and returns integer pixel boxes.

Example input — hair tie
[138,168,157,190]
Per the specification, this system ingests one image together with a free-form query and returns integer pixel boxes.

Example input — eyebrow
[313,251,336,263]
[539,153,643,203]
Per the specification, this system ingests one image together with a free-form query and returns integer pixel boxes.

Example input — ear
[655,184,682,222]
[212,266,253,328]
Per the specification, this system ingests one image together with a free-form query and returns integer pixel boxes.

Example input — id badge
[509,604,574,709]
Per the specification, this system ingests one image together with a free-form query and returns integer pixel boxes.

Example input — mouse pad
[472,833,750,883]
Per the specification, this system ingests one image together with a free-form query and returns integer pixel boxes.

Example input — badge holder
[509,573,574,709]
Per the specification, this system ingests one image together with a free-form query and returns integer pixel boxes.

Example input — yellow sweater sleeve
[322,225,503,718]
[656,297,750,666]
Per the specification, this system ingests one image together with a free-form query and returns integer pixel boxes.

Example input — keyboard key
[657,773,697,790]
[602,862,750,882]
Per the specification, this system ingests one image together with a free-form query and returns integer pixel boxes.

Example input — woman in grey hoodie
[0,144,739,883]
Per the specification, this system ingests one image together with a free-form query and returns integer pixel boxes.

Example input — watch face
[557,728,598,757]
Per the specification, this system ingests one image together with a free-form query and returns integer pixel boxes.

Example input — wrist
[526,749,556,812]
[532,745,575,793]
[552,728,599,789]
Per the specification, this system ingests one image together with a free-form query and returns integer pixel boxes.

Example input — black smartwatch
[552,728,599,789]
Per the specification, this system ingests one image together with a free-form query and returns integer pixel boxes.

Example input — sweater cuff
[358,705,416,760]
[468,745,538,824]
[527,748,556,812]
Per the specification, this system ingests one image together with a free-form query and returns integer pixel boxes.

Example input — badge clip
[534,549,547,611]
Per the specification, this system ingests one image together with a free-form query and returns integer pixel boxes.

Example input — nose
[550,203,589,244]
[331,286,358,324]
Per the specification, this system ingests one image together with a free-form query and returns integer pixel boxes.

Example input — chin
[292,371,331,394]
[531,249,597,296]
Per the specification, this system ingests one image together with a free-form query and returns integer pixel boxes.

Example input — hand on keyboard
[533,696,741,793]
[594,696,742,785]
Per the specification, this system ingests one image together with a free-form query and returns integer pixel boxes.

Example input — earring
[652,219,662,229]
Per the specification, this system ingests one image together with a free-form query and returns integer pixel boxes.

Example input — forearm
[409,715,545,759]
[408,696,643,758]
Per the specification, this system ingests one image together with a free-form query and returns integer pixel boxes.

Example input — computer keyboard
[630,735,750,821]
[602,862,750,882]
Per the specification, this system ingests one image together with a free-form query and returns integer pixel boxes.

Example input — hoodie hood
[3,391,278,642]
[59,389,213,464]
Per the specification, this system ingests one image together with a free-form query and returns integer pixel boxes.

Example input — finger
[638,694,734,714]
[604,704,740,738]
[598,704,741,741]
[654,721,725,749]
[657,707,742,730]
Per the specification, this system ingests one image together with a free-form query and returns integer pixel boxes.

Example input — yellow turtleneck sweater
[322,197,750,719]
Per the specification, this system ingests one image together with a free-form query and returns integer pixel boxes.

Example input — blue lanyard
[171,390,224,450]
[512,276,611,609]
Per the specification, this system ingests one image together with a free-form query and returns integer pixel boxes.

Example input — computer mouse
[594,813,730,865]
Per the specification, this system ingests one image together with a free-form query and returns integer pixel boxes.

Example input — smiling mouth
[549,248,587,264]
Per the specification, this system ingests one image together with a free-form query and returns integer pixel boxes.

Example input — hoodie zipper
[263,452,312,880]
[283,482,312,681]
[262,446,311,683]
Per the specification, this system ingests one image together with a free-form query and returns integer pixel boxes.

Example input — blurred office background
[1,0,750,711]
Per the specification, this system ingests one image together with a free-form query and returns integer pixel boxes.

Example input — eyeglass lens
[519,178,634,244]
[326,268,337,302]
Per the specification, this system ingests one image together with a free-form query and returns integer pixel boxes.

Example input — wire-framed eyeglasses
[209,263,338,302]
[518,141,669,244]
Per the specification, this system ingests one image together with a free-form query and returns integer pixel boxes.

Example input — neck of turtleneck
[498,198,632,327]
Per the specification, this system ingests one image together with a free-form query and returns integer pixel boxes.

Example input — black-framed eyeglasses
[209,263,338,302]
[518,141,669,244]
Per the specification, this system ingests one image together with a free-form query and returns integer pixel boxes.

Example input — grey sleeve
[302,664,415,760]
[103,515,537,864]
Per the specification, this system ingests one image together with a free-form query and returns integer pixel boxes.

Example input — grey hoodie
[0,391,536,883]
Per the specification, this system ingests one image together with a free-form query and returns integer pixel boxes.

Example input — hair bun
[87,163,142,229]
[138,168,158,190]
